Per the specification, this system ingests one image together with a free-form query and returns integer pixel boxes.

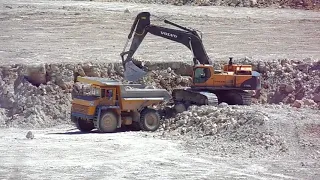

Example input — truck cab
[72,84,119,119]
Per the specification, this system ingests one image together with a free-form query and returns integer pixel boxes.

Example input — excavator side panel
[224,75,235,87]
[192,66,261,90]
[235,75,253,87]
[234,74,261,90]
[207,74,235,87]
[193,66,235,88]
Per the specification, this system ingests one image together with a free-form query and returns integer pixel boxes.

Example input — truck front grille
[72,104,89,114]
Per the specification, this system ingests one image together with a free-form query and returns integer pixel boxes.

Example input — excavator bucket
[120,12,151,82]
[123,61,147,82]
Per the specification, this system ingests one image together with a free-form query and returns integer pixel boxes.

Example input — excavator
[120,12,261,111]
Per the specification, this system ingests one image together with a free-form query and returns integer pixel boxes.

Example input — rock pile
[0,67,72,128]
[137,67,192,92]
[245,58,320,109]
[0,63,125,128]
[159,104,288,157]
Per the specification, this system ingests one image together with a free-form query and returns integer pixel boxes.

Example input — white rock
[292,100,303,108]
[285,85,295,93]
[218,102,228,108]
[302,99,316,106]
[26,131,34,139]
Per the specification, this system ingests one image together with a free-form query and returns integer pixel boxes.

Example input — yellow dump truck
[71,76,171,133]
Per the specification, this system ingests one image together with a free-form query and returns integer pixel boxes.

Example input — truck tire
[98,111,118,133]
[76,118,94,132]
[139,108,160,132]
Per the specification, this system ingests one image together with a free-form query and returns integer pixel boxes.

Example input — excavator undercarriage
[172,88,251,110]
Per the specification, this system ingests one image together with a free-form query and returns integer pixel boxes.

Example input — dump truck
[71,76,171,133]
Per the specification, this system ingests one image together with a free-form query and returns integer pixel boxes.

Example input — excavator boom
[121,12,212,81]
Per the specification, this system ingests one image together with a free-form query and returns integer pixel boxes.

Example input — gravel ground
[0,106,319,180]
[0,105,319,179]
[0,0,320,66]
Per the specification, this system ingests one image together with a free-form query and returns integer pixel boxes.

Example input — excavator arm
[120,12,212,81]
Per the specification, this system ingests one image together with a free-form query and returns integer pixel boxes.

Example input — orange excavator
[120,12,261,111]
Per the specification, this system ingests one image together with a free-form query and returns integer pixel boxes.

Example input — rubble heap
[0,63,124,128]
[137,67,192,92]
[247,59,320,109]
[159,104,288,157]
[0,64,74,128]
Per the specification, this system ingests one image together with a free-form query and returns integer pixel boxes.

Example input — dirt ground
[0,0,320,66]
[1,126,282,180]
[0,105,319,180]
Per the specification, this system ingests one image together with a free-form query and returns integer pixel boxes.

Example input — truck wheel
[98,111,118,133]
[76,118,94,132]
[139,108,160,132]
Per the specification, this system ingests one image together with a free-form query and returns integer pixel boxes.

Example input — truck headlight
[89,101,94,106]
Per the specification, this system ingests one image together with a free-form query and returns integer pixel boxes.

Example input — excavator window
[194,68,210,83]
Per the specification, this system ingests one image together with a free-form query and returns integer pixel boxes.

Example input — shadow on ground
[46,126,141,135]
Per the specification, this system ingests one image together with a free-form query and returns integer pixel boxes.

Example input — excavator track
[172,88,219,107]
[198,91,219,106]
[215,90,252,105]
[238,91,252,105]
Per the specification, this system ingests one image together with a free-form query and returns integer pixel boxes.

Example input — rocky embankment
[0,58,319,128]
[94,0,320,10]
[249,58,320,108]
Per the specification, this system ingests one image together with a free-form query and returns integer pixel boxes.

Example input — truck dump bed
[120,86,171,100]
[76,76,171,101]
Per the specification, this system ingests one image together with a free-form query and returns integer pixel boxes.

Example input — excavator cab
[193,66,212,84]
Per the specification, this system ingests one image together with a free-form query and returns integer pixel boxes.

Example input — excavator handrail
[164,20,194,33]
[164,19,203,39]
